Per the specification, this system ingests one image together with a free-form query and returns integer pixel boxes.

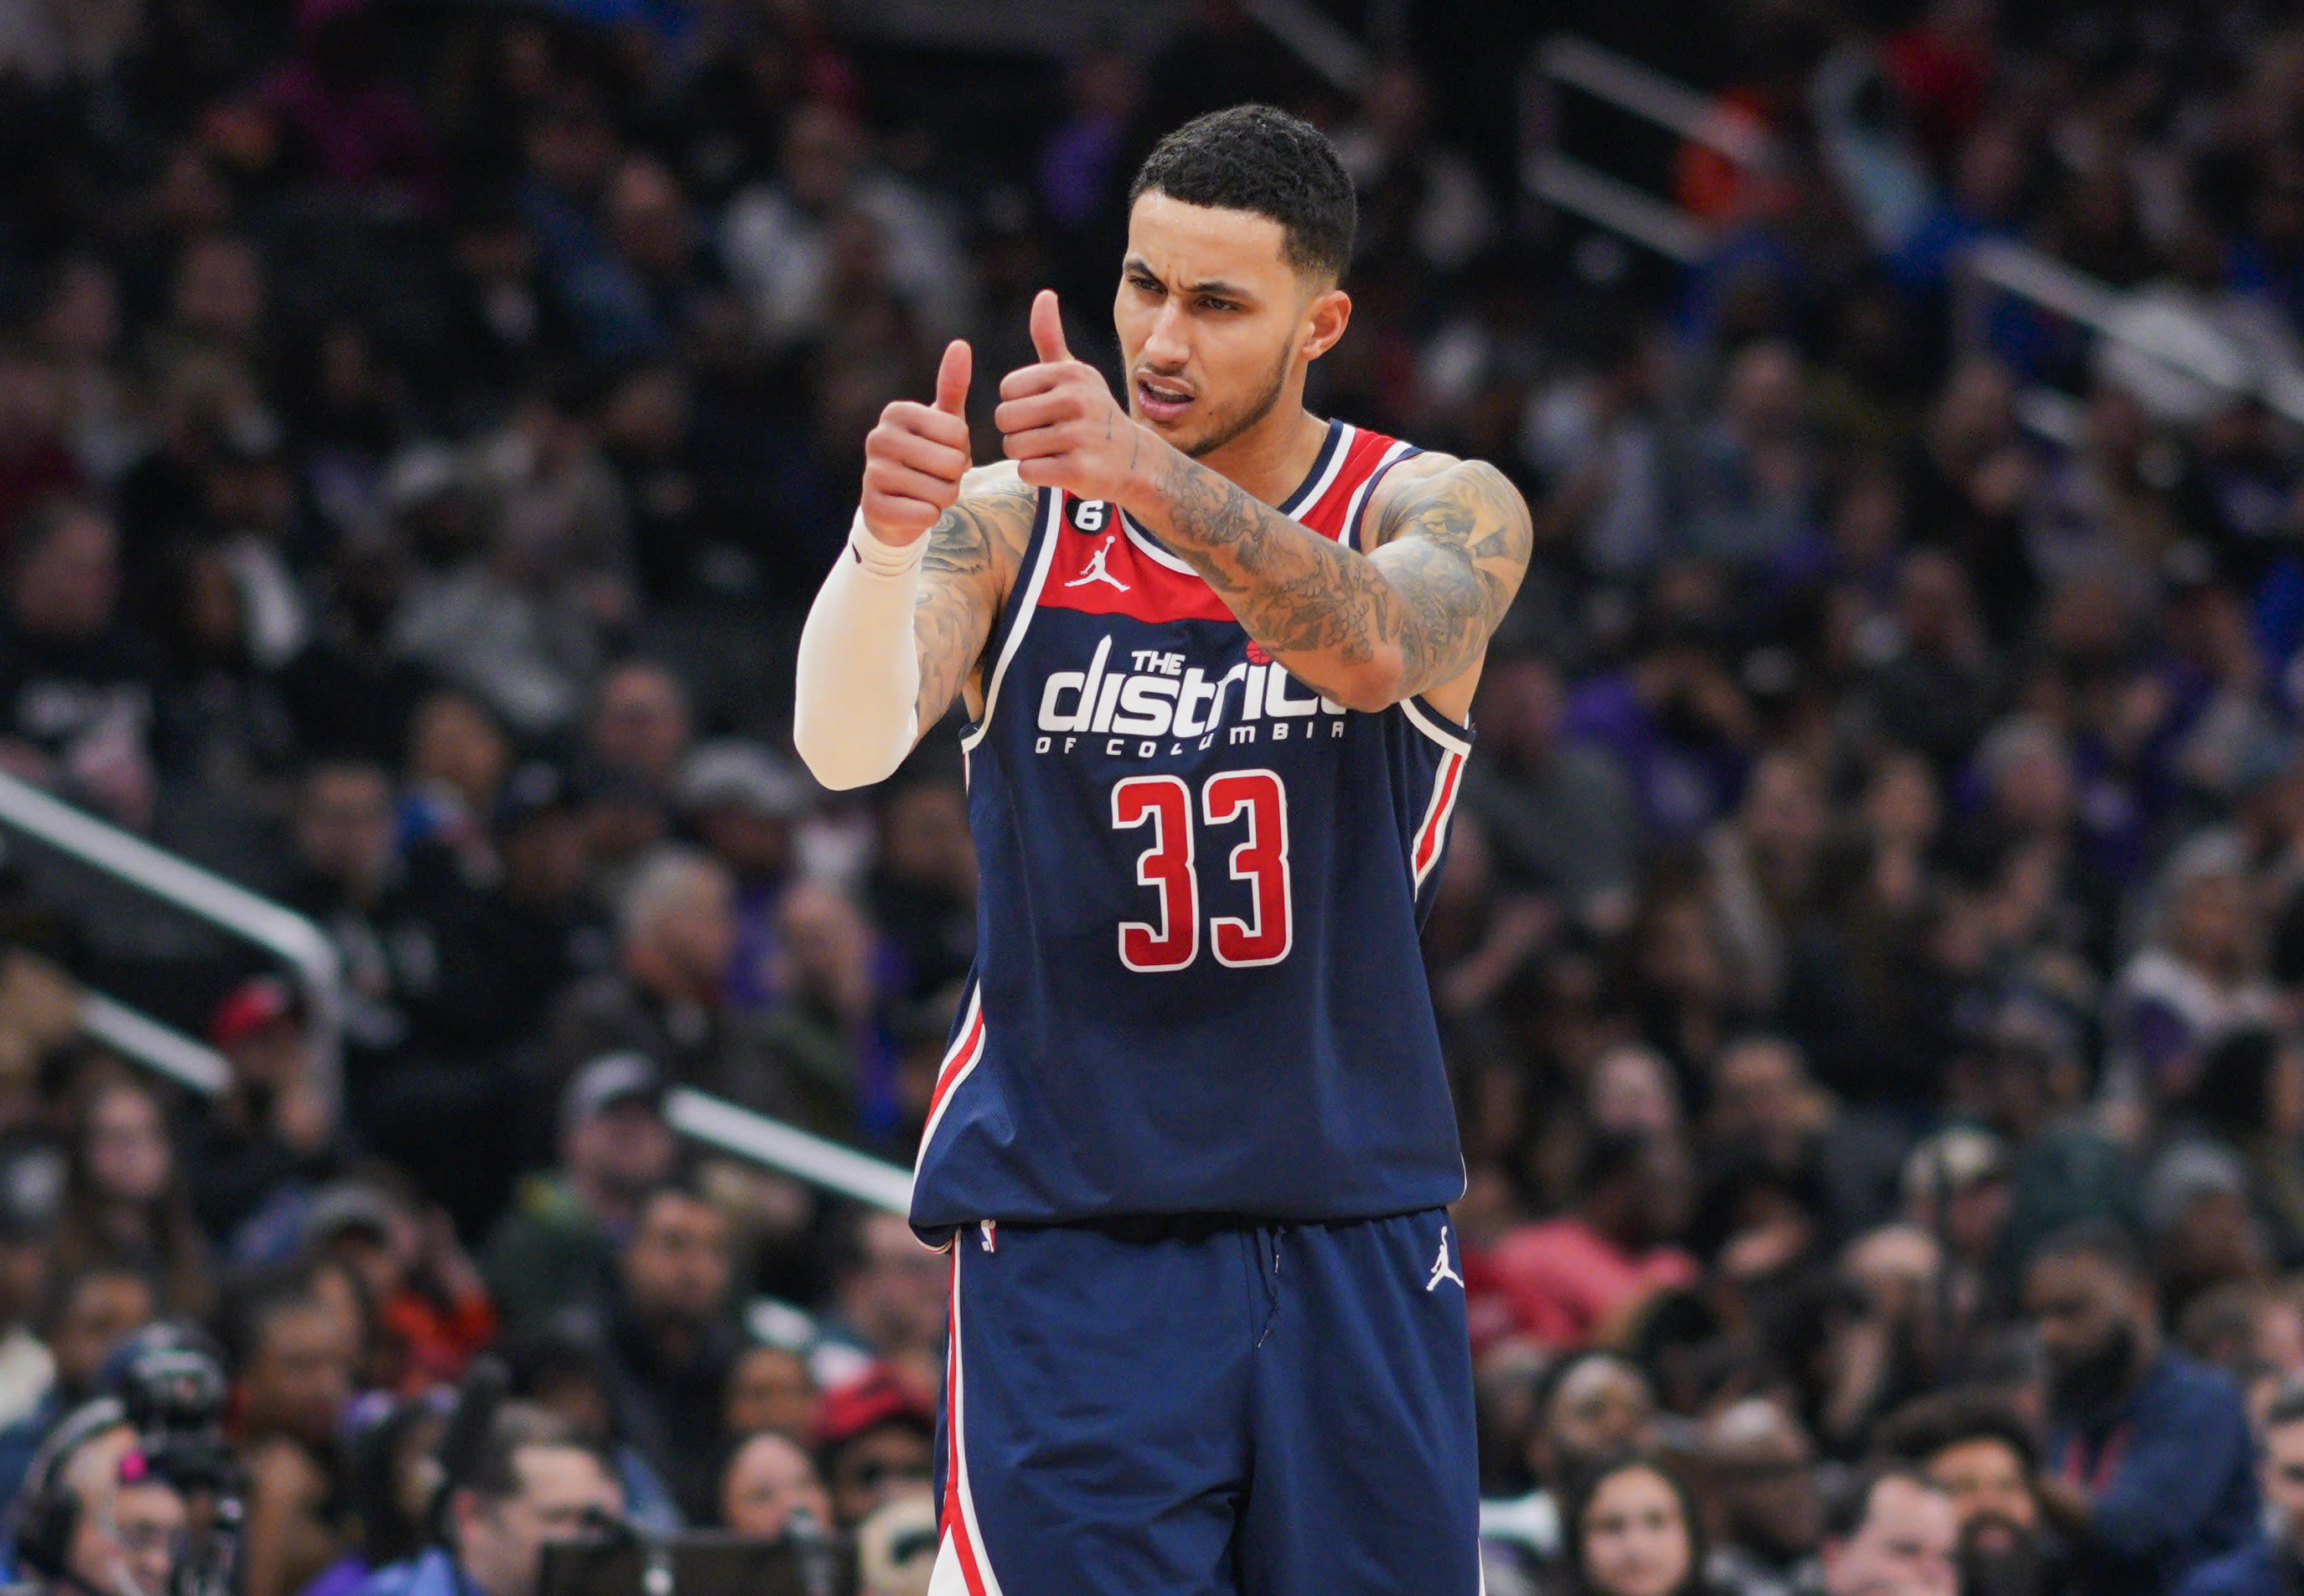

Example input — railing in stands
[1522,34,2304,428]
[0,771,916,1216]
[0,770,344,1109]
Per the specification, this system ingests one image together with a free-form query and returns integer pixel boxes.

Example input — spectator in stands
[487,1052,679,1335]
[223,1262,363,1596]
[2177,1380,2304,1596]
[473,761,617,1043]
[180,976,343,1253]
[0,1144,60,1429]
[1818,1466,1960,1596]
[822,1211,950,1396]
[677,741,803,1015]
[720,1428,831,1537]
[1699,1399,1822,1596]
[587,661,692,796]
[814,1364,934,1530]
[2026,1222,2261,1596]
[1486,1131,1698,1348]
[1558,1455,1707,1596]
[1876,1387,2067,1596]
[562,1179,739,1526]
[0,498,158,829]
[305,1181,495,1394]
[546,848,793,1115]
[23,1409,191,1596]
[390,1404,622,1596]
[503,1325,680,1532]
[724,1340,818,1445]
[51,1076,211,1320]
[0,1262,155,1503]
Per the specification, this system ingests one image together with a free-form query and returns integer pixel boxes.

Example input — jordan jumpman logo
[1426,1226,1464,1292]
[1064,535,1129,591]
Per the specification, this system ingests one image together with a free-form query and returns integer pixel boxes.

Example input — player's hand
[860,338,973,545]
[998,290,1158,504]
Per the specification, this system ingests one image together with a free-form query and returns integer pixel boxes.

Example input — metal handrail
[79,991,235,1096]
[665,1089,913,1216]
[1538,36,1776,168]
[0,772,343,1109]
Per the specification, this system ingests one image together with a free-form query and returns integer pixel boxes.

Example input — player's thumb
[932,338,972,417]
[1030,289,1072,364]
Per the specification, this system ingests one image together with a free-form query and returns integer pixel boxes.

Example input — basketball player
[793,105,1531,1595]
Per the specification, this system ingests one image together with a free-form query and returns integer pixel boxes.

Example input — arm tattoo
[1139,450,1532,705]
[912,478,1039,729]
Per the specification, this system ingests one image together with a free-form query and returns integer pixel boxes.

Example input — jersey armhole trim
[1400,695,1473,757]
[959,490,1062,754]
[1351,442,1423,554]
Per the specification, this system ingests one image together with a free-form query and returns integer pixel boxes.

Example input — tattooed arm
[793,329,1037,789]
[908,467,1039,726]
[1126,447,1532,712]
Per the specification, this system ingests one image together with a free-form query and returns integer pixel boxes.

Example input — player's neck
[1194,404,1331,513]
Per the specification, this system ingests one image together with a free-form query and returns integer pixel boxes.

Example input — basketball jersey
[909,419,1471,1232]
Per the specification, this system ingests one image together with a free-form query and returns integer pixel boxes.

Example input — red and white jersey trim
[1402,699,1470,892]
[917,983,986,1179]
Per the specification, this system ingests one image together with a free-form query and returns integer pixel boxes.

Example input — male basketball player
[793,105,1531,1595]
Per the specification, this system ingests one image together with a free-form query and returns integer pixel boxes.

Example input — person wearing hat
[454,761,617,1052]
[482,1052,678,1337]
[674,740,804,1016]
[178,977,345,1251]
[811,1365,934,1531]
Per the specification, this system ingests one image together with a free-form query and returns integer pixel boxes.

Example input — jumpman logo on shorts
[1426,1226,1463,1293]
[1064,535,1129,591]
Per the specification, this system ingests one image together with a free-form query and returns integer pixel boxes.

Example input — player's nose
[1139,300,1193,369]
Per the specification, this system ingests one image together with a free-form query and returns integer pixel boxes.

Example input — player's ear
[1299,287,1351,364]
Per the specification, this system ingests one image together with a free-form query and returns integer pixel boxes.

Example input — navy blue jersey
[910,420,1471,1231]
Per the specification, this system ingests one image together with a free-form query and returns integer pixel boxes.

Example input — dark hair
[460,1402,607,1504]
[1558,1451,1708,1596]
[2028,1218,2150,1284]
[1822,1462,1946,1544]
[1872,1387,2040,1475]
[2184,1028,2281,1138]
[1129,105,1356,281]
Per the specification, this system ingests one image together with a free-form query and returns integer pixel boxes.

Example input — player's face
[1115,191,1349,458]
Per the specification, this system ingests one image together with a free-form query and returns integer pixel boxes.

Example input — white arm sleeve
[793,513,924,790]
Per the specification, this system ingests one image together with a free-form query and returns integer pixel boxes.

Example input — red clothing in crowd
[1483,1216,1699,1349]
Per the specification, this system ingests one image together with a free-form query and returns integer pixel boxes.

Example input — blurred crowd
[23,0,2304,1593]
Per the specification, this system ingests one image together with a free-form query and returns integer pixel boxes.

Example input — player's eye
[1200,297,1237,312]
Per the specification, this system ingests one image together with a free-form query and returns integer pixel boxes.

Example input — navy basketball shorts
[925,1208,1480,1596]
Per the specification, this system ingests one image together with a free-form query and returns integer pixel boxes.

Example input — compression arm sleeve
[793,513,923,790]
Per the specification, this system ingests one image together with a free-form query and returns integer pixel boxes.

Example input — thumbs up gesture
[997,290,1155,505]
[860,337,974,545]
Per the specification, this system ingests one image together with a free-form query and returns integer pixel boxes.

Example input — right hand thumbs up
[861,338,975,545]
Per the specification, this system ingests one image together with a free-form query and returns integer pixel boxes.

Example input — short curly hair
[1129,104,1356,281]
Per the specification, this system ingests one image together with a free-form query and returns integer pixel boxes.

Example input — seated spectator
[1699,1399,1822,1596]
[814,1364,935,1530]
[2177,1379,2304,1596]
[1481,1352,1662,1582]
[720,1428,831,1537]
[178,976,344,1256]
[51,1075,212,1320]
[0,1262,155,1504]
[1485,1132,1699,1348]
[1819,1465,1960,1596]
[1558,1454,1709,1596]
[725,1340,818,1446]
[376,1403,622,1596]
[2026,1222,2260,1596]
[1876,1387,2069,1596]
[674,741,802,1015]
[556,1178,740,1526]
[821,1211,951,1397]
[485,1052,678,1336]
[220,1262,363,1596]
[587,659,692,797]
[504,1325,680,1532]
[0,498,160,830]
[301,1390,452,1596]
[465,761,617,1045]
[305,1181,495,1394]
[545,849,795,1116]
[16,1400,190,1596]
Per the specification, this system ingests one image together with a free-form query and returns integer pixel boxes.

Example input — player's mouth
[1134,375,1196,424]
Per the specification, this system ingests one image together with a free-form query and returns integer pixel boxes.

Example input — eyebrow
[1123,257,1256,299]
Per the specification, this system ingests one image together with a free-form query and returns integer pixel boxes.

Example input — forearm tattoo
[912,478,1039,729]
[1144,450,1532,703]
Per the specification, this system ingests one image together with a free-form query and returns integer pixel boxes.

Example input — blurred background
[18,0,2304,1594]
